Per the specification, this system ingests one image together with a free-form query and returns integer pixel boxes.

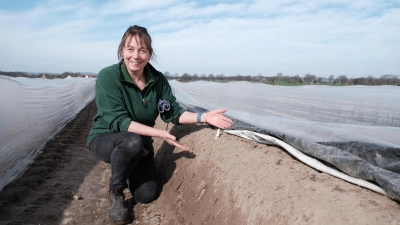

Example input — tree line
[1,70,398,86]
[164,72,400,86]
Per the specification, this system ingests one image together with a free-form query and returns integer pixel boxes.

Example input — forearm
[127,121,162,137]
[178,111,207,124]
[127,120,188,150]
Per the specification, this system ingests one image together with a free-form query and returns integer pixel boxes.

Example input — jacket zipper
[141,76,160,105]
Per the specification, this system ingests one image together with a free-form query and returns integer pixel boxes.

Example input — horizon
[0,0,399,78]
[2,70,399,81]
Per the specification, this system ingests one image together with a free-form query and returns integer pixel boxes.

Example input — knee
[134,181,159,204]
[118,132,144,156]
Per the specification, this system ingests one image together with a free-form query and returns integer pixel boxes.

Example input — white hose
[224,130,387,196]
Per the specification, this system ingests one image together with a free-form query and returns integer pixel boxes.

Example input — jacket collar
[120,62,158,86]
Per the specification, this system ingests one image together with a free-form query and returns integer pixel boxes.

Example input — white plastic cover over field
[0,75,95,190]
[169,80,400,201]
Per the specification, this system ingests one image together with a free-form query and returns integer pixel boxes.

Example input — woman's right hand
[128,121,189,151]
[159,130,189,151]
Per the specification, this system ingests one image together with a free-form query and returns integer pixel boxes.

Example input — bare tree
[235,75,243,81]
[216,74,225,81]
[338,75,348,85]
[303,73,316,84]
[164,71,172,79]
[174,73,180,79]
[381,74,399,85]
[328,75,335,84]
[181,73,191,82]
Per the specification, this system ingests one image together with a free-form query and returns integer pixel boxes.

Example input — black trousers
[89,132,158,203]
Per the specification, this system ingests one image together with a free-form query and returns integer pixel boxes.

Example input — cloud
[0,0,399,77]
[99,0,182,15]
[152,1,400,77]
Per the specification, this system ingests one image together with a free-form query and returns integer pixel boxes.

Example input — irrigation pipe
[224,130,387,196]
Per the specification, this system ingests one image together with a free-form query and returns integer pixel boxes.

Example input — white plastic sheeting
[170,81,400,146]
[0,75,95,191]
[169,80,400,200]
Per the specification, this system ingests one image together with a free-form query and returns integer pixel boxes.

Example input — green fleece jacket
[87,62,185,152]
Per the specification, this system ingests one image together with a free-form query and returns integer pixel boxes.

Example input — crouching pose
[87,25,232,224]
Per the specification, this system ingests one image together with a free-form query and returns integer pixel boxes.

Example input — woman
[87,25,232,224]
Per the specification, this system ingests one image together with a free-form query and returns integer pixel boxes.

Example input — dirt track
[0,100,399,225]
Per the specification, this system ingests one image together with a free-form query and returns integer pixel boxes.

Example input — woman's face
[122,35,151,76]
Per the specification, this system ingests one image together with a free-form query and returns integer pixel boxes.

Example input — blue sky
[0,0,399,78]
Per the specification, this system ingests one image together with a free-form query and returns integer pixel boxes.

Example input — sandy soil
[0,100,399,225]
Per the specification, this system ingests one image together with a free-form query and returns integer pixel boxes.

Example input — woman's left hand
[204,109,233,129]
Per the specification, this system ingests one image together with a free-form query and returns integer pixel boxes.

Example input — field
[0,100,399,225]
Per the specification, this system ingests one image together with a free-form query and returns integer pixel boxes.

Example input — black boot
[108,189,129,225]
